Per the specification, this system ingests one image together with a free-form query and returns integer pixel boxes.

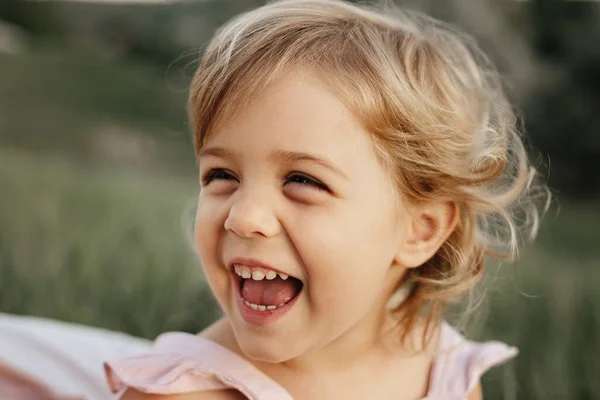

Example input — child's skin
[124,68,479,399]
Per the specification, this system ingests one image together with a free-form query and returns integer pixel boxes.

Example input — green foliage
[0,0,65,38]
[520,0,600,195]
[0,50,195,174]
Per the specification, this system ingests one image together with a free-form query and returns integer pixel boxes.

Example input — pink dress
[104,321,517,400]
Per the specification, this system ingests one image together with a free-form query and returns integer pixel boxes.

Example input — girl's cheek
[196,194,224,224]
[195,197,222,257]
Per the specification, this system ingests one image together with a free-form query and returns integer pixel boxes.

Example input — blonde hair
[188,0,550,342]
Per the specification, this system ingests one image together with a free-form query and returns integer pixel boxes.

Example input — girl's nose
[223,189,281,239]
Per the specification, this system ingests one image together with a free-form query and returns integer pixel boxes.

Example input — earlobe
[394,201,458,268]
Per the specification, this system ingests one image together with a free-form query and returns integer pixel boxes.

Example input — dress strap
[424,322,518,398]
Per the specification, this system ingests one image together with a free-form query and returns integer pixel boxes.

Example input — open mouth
[232,264,304,312]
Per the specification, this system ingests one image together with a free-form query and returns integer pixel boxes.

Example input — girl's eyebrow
[272,149,348,180]
[199,146,347,180]
[198,146,240,162]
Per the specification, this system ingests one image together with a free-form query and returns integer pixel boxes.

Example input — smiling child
[104,1,549,399]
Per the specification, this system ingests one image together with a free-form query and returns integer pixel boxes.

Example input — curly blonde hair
[188,0,550,342]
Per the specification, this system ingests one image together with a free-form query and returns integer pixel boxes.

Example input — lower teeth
[243,299,285,311]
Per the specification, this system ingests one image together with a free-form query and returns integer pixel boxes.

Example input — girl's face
[195,69,413,363]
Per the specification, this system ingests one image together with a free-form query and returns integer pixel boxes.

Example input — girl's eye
[201,169,329,192]
[286,173,329,192]
[202,168,237,185]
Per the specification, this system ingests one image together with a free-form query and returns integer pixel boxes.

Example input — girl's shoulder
[104,321,517,400]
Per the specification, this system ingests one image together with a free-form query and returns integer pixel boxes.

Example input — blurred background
[0,0,598,398]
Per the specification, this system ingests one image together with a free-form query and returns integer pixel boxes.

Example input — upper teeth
[252,270,264,280]
[265,271,277,280]
[234,264,289,281]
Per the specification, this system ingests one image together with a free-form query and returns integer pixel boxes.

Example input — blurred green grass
[1,148,598,399]
[0,148,219,338]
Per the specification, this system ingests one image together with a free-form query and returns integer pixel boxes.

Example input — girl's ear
[394,201,458,268]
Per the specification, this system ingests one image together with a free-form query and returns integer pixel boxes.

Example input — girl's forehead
[199,71,397,185]
[205,69,364,142]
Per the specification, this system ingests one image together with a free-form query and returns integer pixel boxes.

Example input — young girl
[104,0,548,398]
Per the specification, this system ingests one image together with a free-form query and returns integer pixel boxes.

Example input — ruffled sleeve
[104,332,294,400]
[104,352,228,395]
[425,322,518,399]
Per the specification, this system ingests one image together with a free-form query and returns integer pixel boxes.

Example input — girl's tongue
[241,276,302,306]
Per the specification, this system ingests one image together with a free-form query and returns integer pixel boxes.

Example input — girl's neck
[200,310,436,375]
[200,315,438,400]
